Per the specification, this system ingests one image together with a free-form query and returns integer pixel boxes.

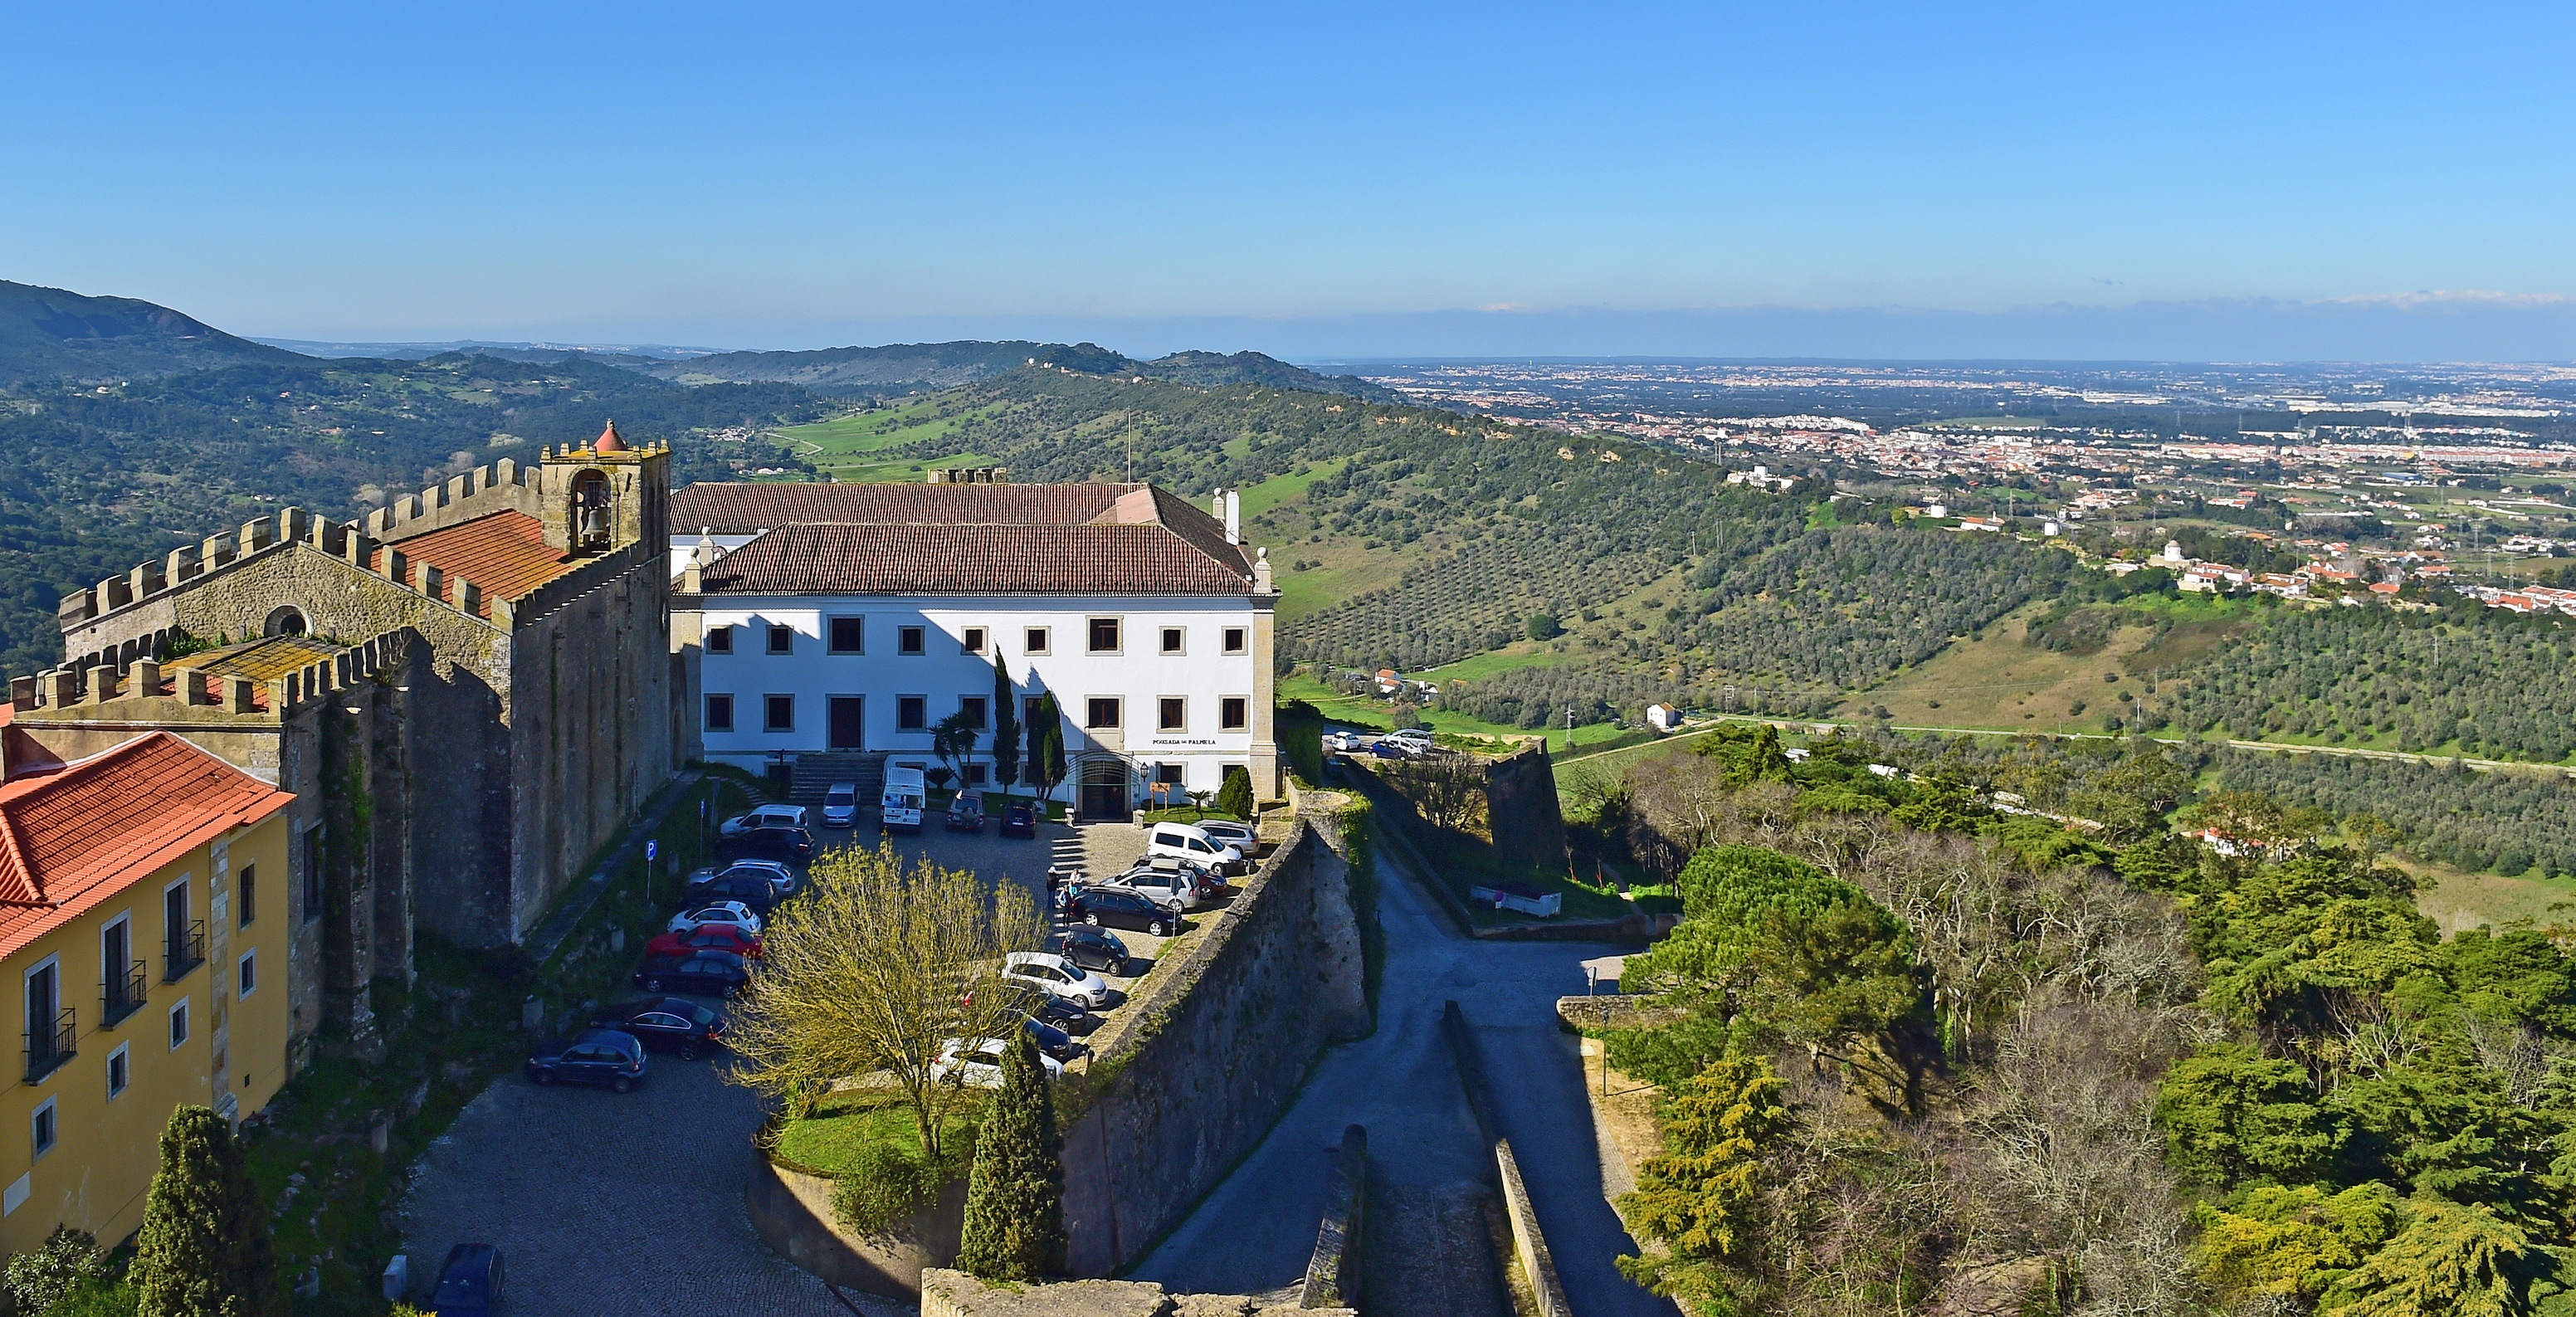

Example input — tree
[955,1032,1066,1281]
[2328,1194,2543,1317]
[1616,1053,1794,1309]
[1029,695,1068,807]
[1215,765,1253,821]
[132,1105,284,1317]
[4,1225,111,1313]
[932,709,980,793]
[724,844,1045,1164]
[992,652,1021,798]
[1526,612,1560,641]
[2154,1042,2340,1188]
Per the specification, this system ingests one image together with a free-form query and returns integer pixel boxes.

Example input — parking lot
[397,810,1215,1308]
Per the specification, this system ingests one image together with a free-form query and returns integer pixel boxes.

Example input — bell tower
[539,420,671,554]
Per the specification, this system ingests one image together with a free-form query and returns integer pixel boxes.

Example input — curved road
[1130,832,1677,1317]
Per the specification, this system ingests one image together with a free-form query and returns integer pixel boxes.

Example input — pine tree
[992,651,1022,798]
[133,1105,283,1317]
[955,1032,1066,1280]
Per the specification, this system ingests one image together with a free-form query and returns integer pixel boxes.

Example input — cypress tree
[992,651,1021,797]
[954,1032,1065,1280]
[1216,765,1254,820]
[133,1105,283,1317]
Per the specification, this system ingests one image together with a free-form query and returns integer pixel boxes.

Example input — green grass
[1277,671,1636,755]
[1237,459,1348,522]
[773,1093,982,1178]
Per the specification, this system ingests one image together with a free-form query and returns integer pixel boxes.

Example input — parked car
[429,1242,504,1317]
[1367,739,1419,760]
[1144,822,1248,876]
[1099,861,1198,912]
[633,950,753,996]
[723,826,814,866]
[945,794,986,832]
[524,1029,647,1092]
[687,858,798,898]
[666,900,762,937]
[718,804,807,837]
[1022,1013,1084,1062]
[1193,818,1261,858]
[998,801,1039,838]
[1002,951,1110,1007]
[1046,927,1130,978]
[1025,992,1090,1030]
[685,875,778,917]
[1383,727,1436,750]
[933,1036,1066,1086]
[1323,729,1371,753]
[588,997,725,1060]
[646,924,763,960]
[1071,886,1180,938]
[820,783,860,829]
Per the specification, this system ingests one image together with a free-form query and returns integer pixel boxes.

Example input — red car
[646,925,764,960]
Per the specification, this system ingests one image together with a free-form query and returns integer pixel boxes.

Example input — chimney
[1225,490,1242,545]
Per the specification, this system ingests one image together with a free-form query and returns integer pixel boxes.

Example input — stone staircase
[788,751,887,809]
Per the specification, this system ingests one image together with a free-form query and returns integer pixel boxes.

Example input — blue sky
[7,2,2574,359]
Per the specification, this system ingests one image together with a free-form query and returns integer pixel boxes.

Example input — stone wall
[1482,744,1569,876]
[1057,821,1368,1276]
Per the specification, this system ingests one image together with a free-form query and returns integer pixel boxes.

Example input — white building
[668,481,1281,817]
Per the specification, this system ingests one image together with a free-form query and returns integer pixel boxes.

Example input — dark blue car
[524,1028,646,1093]
[431,1241,502,1315]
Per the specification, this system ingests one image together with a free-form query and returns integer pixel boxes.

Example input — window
[705,625,733,654]
[899,626,925,656]
[30,1100,53,1159]
[1160,627,1184,655]
[163,879,198,982]
[829,617,864,654]
[102,917,139,1026]
[168,998,189,1050]
[965,763,989,786]
[106,1044,128,1100]
[764,695,795,733]
[1086,697,1121,729]
[767,624,795,655]
[301,825,323,924]
[237,950,257,1000]
[897,696,928,731]
[1024,627,1049,655]
[705,694,734,732]
[959,695,988,729]
[1023,695,1046,729]
[25,958,64,1080]
[1159,697,1187,732]
[1222,696,1250,730]
[238,864,255,929]
[961,627,987,654]
[1224,627,1248,655]
[1088,617,1121,653]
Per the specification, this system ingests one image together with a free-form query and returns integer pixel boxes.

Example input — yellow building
[0,729,294,1254]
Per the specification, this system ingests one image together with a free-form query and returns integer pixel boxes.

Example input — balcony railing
[102,961,147,1028]
[164,920,205,983]
[25,1007,75,1084]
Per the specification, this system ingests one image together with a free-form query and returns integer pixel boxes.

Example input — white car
[1098,863,1198,913]
[1324,729,1371,753]
[1001,951,1110,1008]
[718,804,807,837]
[819,783,859,829]
[933,1037,1065,1086]
[1383,727,1435,751]
[1145,822,1248,876]
[666,901,763,937]
[1193,819,1260,858]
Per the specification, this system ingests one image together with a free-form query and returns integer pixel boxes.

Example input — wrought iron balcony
[25,1007,75,1084]
[164,920,205,983]
[102,961,147,1028]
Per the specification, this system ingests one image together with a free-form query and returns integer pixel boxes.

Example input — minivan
[820,783,859,829]
[881,764,926,832]
[1146,822,1247,876]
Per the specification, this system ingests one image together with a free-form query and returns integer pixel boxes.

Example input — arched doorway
[263,606,308,637]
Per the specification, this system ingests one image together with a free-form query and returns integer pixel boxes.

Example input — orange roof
[372,510,578,614]
[593,419,627,453]
[0,733,293,960]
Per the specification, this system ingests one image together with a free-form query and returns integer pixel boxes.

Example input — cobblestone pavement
[399,1043,905,1317]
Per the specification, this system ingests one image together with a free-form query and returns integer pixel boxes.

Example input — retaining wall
[744,1156,966,1297]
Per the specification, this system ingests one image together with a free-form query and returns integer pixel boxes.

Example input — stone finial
[226,676,257,714]
[9,676,34,711]
[46,671,76,708]
[131,659,159,699]
[178,667,212,706]
[86,665,118,705]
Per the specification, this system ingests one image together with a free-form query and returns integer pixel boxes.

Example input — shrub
[1216,766,1253,820]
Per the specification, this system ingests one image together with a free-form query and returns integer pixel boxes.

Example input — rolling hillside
[653,338,1393,401]
[0,280,304,384]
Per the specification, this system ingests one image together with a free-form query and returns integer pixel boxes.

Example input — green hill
[0,280,305,384]
[651,338,1392,402]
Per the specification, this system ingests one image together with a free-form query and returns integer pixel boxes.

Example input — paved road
[399,1045,900,1316]
[1129,830,1677,1317]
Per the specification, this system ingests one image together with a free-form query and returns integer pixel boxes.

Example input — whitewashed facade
[667,481,1281,815]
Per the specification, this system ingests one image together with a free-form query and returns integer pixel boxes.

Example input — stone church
[5,422,676,1049]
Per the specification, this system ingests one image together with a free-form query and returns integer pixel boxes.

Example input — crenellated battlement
[11,626,413,724]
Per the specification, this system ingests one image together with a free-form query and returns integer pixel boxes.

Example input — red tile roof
[370,510,577,612]
[678,481,1256,597]
[701,523,1255,596]
[0,734,293,959]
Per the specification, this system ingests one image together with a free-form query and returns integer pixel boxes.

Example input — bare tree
[724,843,1046,1163]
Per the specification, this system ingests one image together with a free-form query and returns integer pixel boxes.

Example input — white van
[881,765,926,833]
[1146,822,1247,876]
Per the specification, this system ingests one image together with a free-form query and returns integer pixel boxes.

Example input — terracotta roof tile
[700,523,1255,596]
[370,510,576,612]
[0,734,293,959]
[675,483,1142,535]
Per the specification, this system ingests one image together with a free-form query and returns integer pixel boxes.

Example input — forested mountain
[0,349,820,678]
[650,338,1392,400]
[0,280,302,384]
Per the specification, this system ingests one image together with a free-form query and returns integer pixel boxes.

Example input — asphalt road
[1129,830,1678,1317]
